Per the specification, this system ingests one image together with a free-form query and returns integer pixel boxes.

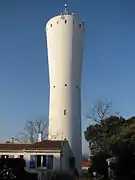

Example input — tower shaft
[46,13,84,175]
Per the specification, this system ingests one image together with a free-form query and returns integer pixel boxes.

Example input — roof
[0,140,66,152]
[25,140,66,150]
[0,144,29,151]
[82,160,90,168]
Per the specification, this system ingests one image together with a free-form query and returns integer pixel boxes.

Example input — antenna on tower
[61,4,69,19]
[64,4,69,15]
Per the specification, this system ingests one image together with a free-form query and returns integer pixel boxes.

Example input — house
[82,160,90,171]
[0,140,75,175]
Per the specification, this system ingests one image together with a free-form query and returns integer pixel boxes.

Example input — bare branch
[16,119,48,143]
[87,100,118,123]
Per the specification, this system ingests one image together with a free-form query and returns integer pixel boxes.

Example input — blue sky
[0,0,135,153]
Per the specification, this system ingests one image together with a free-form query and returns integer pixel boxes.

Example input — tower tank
[46,5,85,174]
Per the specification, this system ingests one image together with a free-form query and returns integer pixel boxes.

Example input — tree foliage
[110,116,135,155]
[85,101,135,157]
[85,101,135,179]
[85,101,122,155]
[85,115,135,179]
[85,115,125,156]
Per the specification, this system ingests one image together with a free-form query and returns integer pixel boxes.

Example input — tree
[90,151,108,180]
[16,119,48,143]
[108,117,135,180]
[87,100,119,123]
[110,117,135,154]
[85,101,135,179]
[85,101,121,155]
[85,115,125,156]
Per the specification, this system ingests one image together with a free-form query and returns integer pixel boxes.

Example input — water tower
[46,5,85,174]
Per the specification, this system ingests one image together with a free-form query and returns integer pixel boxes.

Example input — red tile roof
[25,140,65,150]
[0,143,29,151]
[82,160,90,167]
[0,140,66,151]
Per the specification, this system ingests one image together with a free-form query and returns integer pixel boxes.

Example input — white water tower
[46,5,85,174]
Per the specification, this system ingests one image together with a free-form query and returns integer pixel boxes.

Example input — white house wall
[61,142,74,174]
[25,152,60,170]
[25,152,61,171]
[0,151,60,171]
[46,13,84,175]
[0,152,23,157]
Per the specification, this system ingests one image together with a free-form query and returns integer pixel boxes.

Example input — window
[36,155,41,167]
[79,24,81,28]
[43,156,47,167]
[64,109,67,115]
[2,155,5,159]
[65,20,67,23]
[32,155,54,169]
[29,155,36,169]
[10,155,14,158]
[57,21,58,24]
[47,155,53,169]
[20,155,24,159]
[50,24,52,27]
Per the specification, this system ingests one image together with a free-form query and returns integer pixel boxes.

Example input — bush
[111,150,135,180]
[90,152,108,180]
[0,158,38,180]
[52,171,75,180]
